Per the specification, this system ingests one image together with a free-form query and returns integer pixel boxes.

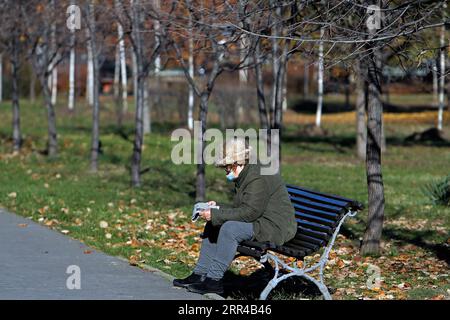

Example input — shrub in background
[422,174,450,206]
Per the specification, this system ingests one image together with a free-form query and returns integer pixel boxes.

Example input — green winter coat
[211,163,297,246]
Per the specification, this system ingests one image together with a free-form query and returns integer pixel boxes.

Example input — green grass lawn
[0,97,449,300]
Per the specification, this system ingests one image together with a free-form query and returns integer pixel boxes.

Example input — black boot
[173,273,205,288]
[187,277,224,295]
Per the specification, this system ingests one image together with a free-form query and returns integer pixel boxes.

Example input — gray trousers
[193,221,254,280]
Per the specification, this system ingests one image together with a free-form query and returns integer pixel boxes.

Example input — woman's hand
[200,209,211,221]
[199,201,215,221]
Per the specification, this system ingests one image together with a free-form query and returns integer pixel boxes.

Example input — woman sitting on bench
[173,137,297,295]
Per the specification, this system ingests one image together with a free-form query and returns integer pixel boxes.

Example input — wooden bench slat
[293,234,325,247]
[273,244,309,259]
[297,219,332,234]
[290,195,345,214]
[237,245,264,259]
[292,202,341,220]
[287,187,350,208]
[296,213,336,227]
[287,184,363,210]
[297,226,330,241]
[288,239,320,251]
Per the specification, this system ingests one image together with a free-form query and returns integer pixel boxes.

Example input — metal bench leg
[259,256,332,300]
[259,253,282,300]
[300,273,332,300]
[259,253,308,300]
[257,210,358,300]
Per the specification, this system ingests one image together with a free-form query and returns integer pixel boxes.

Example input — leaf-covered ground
[0,97,449,300]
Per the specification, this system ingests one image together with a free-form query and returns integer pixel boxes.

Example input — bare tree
[116,0,165,186]
[0,2,23,152]
[250,0,295,162]
[166,0,256,200]
[234,0,443,255]
[85,1,101,172]
[10,32,21,153]
[22,0,70,157]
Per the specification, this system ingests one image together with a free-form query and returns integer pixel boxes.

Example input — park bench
[236,184,364,300]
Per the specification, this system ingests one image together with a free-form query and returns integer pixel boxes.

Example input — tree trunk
[282,66,287,112]
[153,0,162,121]
[131,0,145,187]
[114,45,120,101]
[195,93,208,202]
[432,58,438,106]
[50,16,58,107]
[270,7,280,128]
[117,20,128,113]
[68,30,76,111]
[315,27,324,128]
[113,45,123,126]
[143,76,151,134]
[272,39,288,173]
[438,23,445,131]
[42,75,58,157]
[236,35,248,122]
[86,26,94,107]
[195,54,222,201]
[11,37,21,152]
[132,48,138,106]
[0,53,3,103]
[355,61,367,160]
[303,61,309,98]
[360,54,385,256]
[344,76,350,110]
[88,1,100,172]
[267,1,289,164]
[153,0,161,73]
[375,50,386,153]
[51,67,58,106]
[187,25,195,130]
[30,70,36,103]
[254,40,269,130]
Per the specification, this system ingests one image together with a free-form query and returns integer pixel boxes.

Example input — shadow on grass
[291,98,354,114]
[383,228,450,266]
[291,98,439,114]
[282,133,355,151]
[221,263,327,300]
[283,130,450,149]
[339,219,450,266]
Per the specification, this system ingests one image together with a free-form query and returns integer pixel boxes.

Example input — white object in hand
[192,202,219,222]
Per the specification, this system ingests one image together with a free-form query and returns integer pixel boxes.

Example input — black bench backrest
[284,184,364,257]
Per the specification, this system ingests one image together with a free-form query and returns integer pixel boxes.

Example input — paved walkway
[0,209,208,300]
